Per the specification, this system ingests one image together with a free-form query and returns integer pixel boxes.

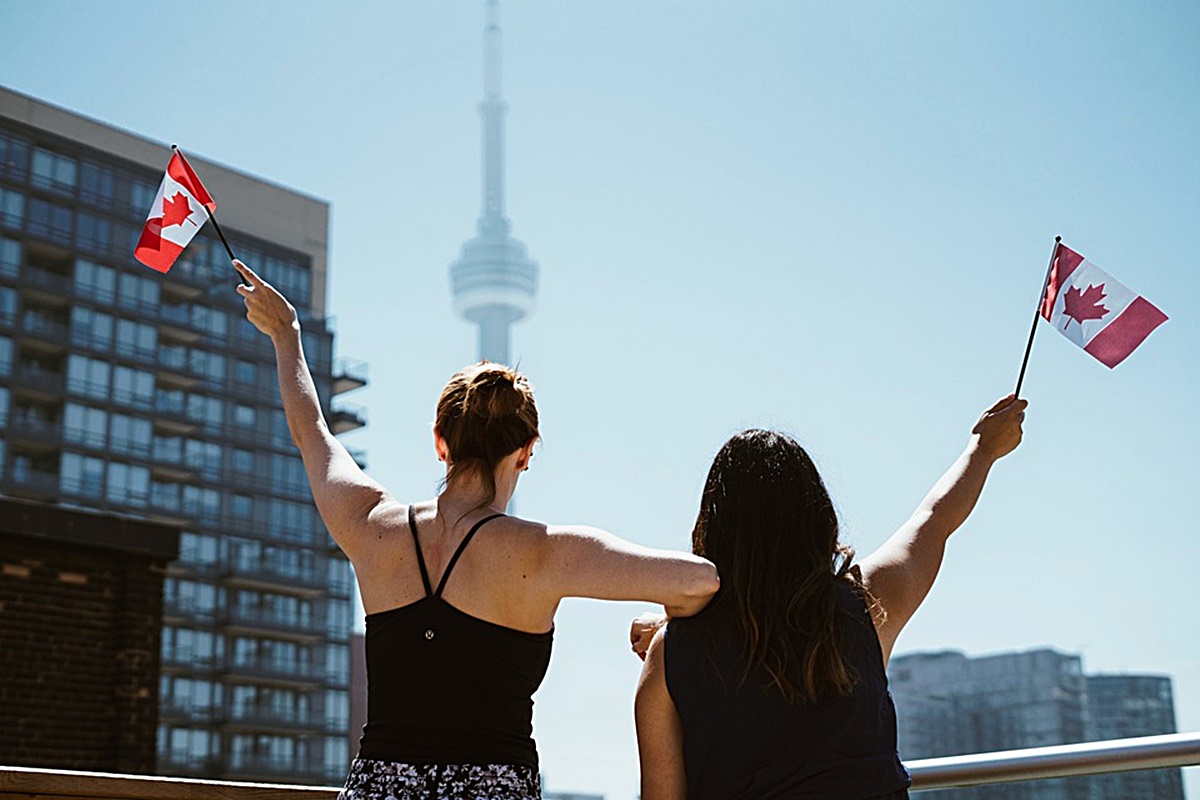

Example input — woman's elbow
[668,557,719,616]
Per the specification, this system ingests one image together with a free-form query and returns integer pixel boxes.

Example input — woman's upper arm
[858,517,947,664]
[539,525,718,615]
[296,426,397,560]
[635,629,687,800]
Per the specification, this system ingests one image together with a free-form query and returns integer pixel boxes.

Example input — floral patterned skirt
[338,758,541,800]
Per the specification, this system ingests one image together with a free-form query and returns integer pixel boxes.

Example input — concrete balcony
[329,401,366,435]
[331,356,367,396]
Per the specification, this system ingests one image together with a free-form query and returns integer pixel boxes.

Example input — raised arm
[859,394,1027,663]
[234,260,392,561]
[539,525,719,618]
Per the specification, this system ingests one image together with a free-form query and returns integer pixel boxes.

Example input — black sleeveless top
[357,507,554,769]
[664,581,910,800]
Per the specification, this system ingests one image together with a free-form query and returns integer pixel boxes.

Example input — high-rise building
[888,648,1184,799]
[0,85,367,784]
[449,0,539,366]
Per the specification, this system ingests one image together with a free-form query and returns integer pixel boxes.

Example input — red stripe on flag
[1041,243,1086,320]
[1082,296,1168,368]
[134,218,184,273]
[167,151,216,212]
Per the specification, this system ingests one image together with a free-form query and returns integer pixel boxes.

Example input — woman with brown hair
[632,396,1027,800]
[233,260,719,800]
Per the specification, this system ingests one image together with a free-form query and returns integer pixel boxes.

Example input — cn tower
[449,0,538,366]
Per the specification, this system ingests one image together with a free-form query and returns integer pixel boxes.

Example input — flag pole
[1014,235,1062,398]
[171,144,238,266]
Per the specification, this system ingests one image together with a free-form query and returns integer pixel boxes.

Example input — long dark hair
[692,429,863,704]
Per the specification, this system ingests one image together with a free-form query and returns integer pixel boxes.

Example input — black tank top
[357,506,554,769]
[664,581,910,800]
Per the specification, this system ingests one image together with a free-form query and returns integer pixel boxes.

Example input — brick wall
[0,500,179,774]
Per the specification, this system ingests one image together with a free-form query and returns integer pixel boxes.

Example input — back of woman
[636,400,1025,799]
[665,580,907,800]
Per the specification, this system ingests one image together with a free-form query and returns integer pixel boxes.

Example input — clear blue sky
[3,2,1198,797]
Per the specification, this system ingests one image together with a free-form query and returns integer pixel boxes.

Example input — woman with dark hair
[632,396,1027,800]
[232,260,719,800]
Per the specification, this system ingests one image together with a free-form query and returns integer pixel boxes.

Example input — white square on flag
[1040,243,1167,368]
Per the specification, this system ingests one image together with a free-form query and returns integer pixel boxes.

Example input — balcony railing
[907,730,1200,790]
[0,733,1196,800]
[331,356,368,396]
[329,401,366,435]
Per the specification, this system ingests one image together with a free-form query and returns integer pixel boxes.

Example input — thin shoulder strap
[433,513,505,598]
[407,505,434,598]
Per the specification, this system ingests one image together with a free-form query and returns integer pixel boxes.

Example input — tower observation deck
[449,0,538,366]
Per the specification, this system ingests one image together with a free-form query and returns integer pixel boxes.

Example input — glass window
[70,306,114,351]
[64,403,108,448]
[75,212,111,253]
[151,479,181,510]
[230,494,253,518]
[189,348,225,384]
[74,259,116,303]
[118,271,159,312]
[109,413,152,456]
[0,132,29,181]
[107,461,150,507]
[183,485,220,516]
[0,287,15,326]
[186,393,223,429]
[191,305,228,338]
[78,162,115,204]
[66,354,110,400]
[116,319,157,361]
[234,403,255,427]
[60,451,105,498]
[184,439,221,478]
[232,448,255,473]
[130,180,157,214]
[270,409,290,447]
[180,532,219,565]
[0,388,8,430]
[0,337,11,376]
[112,365,154,409]
[0,187,26,229]
[0,237,19,278]
[27,198,73,240]
[234,359,256,386]
[31,148,77,193]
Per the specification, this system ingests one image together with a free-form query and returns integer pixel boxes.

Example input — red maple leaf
[161,191,194,228]
[1061,283,1109,327]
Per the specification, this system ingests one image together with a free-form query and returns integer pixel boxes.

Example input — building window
[189,348,225,384]
[115,318,157,362]
[230,493,253,518]
[129,180,157,215]
[234,359,256,387]
[0,287,15,327]
[182,485,220,516]
[0,337,11,377]
[60,451,105,498]
[75,211,112,253]
[112,365,154,409]
[0,237,19,278]
[0,132,29,181]
[234,403,256,427]
[64,403,108,449]
[184,439,221,479]
[186,393,223,429]
[26,198,73,240]
[78,162,115,205]
[117,271,159,313]
[0,388,8,430]
[325,643,350,683]
[75,259,116,303]
[232,448,255,474]
[180,532,219,565]
[66,354,110,400]
[106,461,150,507]
[31,148,77,194]
[70,306,114,351]
[109,413,152,457]
[0,187,26,230]
[191,305,228,338]
[151,479,181,510]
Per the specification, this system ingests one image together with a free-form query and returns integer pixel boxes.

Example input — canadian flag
[1040,242,1167,368]
[134,149,216,273]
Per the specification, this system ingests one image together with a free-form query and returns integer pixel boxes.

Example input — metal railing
[907,731,1200,791]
